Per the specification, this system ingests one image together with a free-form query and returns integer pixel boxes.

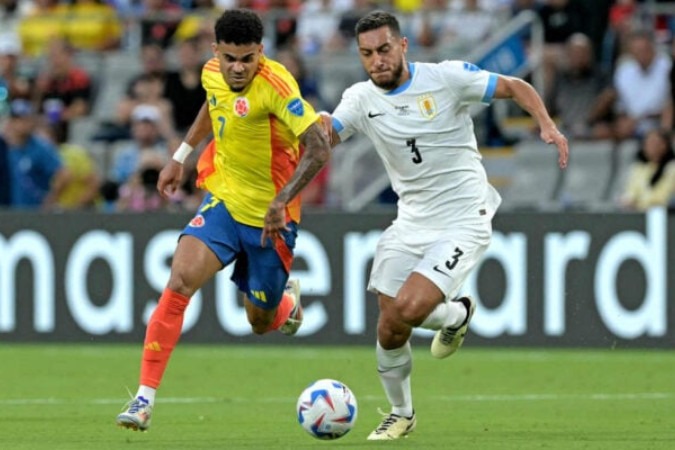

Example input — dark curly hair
[355,10,401,38]
[214,9,264,45]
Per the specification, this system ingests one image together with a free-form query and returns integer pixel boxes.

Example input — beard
[370,60,405,90]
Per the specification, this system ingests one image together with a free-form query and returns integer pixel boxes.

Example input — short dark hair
[355,11,401,38]
[214,9,264,45]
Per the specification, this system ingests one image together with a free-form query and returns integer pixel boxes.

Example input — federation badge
[234,97,250,117]
[417,94,437,119]
[287,98,304,116]
[189,214,205,227]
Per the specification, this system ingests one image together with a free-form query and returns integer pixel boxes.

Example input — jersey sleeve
[200,58,220,100]
[331,84,363,142]
[440,60,498,105]
[267,71,319,137]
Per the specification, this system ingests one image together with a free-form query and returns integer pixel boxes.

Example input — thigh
[368,225,420,298]
[415,222,492,300]
[181,193,241,267]
[170,235,223,294]
[234,221,298,311]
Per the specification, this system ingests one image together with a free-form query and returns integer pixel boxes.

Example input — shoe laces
[129,398,150,413]
[375,414,399,432]
[123,393,149,414]
[373,408,407,433]
[439,326,460,344]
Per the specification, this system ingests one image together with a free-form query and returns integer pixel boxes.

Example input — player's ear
[210,41,218,56]
[401,36,408,54]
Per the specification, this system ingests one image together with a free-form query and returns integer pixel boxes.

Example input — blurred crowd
[0,0,674,213]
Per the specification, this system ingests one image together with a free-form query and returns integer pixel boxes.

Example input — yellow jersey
[197,56,319,227]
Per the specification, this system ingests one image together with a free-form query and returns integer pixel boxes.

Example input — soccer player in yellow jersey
[116,9,331,432]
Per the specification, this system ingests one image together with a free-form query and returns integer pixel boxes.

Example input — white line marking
[1,392,673,406]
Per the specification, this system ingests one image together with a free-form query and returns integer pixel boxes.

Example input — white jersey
[333,60,502,227]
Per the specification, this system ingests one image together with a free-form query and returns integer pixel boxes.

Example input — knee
[250,320,270,335]
[378,326,409,349]
[394,293,428,327]
[166,272,197,298]
[248,310,274,335]
[377,318,410,349]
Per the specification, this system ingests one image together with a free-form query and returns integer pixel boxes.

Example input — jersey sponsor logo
[463,62,481,72]
[189,214,205,227]
[234,97,250,117]
[287,98,304,116]
[417,94,437,119]
[367,111,385,118]
[394,105,410,116]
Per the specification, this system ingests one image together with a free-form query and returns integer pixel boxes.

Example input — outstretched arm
[494,76,569,169]
[261,121,332,245]
[157,102,213,198]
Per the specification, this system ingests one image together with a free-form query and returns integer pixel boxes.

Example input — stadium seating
[555,140,615,210]
[499,139,566,211]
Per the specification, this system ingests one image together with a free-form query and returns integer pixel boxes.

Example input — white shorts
[367,220,492,301]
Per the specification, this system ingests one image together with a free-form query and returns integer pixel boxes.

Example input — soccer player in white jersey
[323,11,569,441]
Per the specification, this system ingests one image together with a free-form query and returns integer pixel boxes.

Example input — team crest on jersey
[287,98,304,116]
[234,97,249,117]
[189,214,205,228]
[417,94,437,119]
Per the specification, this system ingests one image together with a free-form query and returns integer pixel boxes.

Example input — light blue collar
[385,62,415,95]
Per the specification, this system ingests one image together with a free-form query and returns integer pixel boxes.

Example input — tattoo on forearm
[277,123,331,204]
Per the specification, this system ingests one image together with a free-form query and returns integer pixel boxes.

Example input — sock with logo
[267,292,295,332]
[419,300,466,330]
[139,288,190,388]
[376,341,413,418]
[135,386,156,405]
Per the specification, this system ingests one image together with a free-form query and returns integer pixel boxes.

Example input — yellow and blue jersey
[196,55,319,227]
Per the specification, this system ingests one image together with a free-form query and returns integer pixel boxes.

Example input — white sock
[135,385,156,404]
[419,300,466,330]
[376,341,413,418]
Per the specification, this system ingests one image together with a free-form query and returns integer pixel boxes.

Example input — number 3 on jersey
[406,138,422,164]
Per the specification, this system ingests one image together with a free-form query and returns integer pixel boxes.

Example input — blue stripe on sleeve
[332,117,344,133]
[482,73,498,103]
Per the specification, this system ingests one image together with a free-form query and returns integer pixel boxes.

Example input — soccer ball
[296,378,358,440]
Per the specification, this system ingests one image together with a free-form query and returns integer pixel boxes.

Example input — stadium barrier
[0,209,673,348]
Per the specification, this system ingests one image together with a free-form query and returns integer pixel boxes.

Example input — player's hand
[261,199,289,247]
[157,160,184,199]
[541,126,569,169]
[318,111,333,145]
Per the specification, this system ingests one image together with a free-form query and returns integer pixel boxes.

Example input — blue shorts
[181,193,297,310]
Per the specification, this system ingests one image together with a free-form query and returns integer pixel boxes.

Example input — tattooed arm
[261,121,331,246]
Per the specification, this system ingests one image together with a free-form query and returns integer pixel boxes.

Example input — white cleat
[431,296,476,359]
[279,279,302,336]
[367,411,416,440]
[116,396,153,432]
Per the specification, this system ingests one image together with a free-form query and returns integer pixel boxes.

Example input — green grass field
[1,344,673,449]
